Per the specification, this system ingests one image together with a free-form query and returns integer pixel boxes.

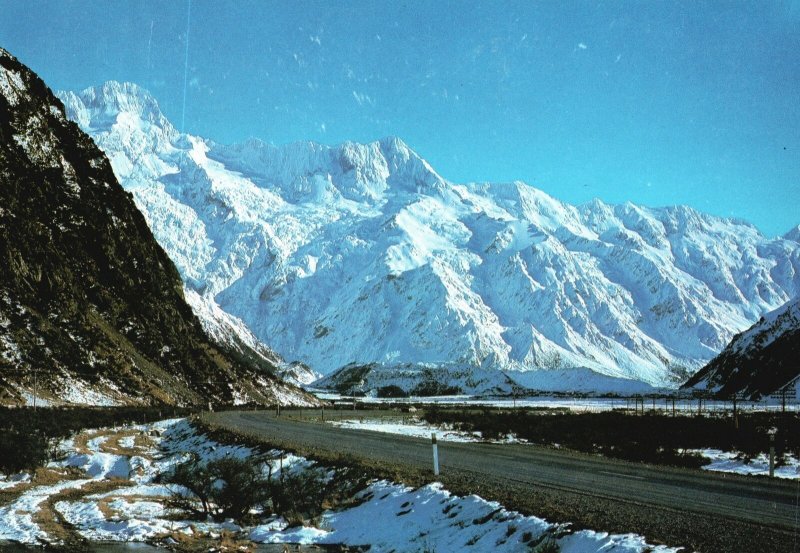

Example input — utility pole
[732,394,738,429]
[32,365,37,412]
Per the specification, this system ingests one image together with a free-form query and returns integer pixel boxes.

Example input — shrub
[0,430,49,473]
[270,466,331,520]
[161,453,337,524]
[160,453,272,522]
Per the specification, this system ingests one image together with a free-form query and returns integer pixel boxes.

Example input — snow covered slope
[683,296,800,399]
[58,82,800,389]
[0,51,314,407]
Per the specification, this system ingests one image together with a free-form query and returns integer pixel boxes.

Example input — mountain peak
[784,224,800,242]
[58,80,176,136]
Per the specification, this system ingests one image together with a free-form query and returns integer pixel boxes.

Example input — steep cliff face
[0,49,313,406]
[683,297,800,399]
[58,81,800,390]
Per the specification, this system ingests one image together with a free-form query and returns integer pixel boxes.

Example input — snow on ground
[251,480,678,553]
[328,418,521,443]
[0,418,677,551]
[316,391,800,413]
[694,449,800,479]
[0,472,30,490]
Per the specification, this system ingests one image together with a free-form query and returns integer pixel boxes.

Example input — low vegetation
[159,450,360,526]
[0,405,188,474]
[423,407,800,468]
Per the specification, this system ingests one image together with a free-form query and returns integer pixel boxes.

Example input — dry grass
[96,429,155,457]
[0,466,85,507]
[154,527,257,552]
[71,430,98,455]
[32,478,133,547]
[71,427,157,459]
[32,466,85,485]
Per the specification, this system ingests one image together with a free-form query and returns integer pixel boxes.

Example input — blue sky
[1,0,798,236]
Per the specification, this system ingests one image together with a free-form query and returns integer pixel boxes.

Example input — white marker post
[431,432,440,476]
[768,427,777,477]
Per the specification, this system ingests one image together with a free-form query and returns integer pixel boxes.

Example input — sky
[1,0,798,236]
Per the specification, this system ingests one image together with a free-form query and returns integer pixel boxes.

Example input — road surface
[207,410,800,550]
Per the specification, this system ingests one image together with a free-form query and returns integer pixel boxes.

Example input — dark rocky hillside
[0,49,313,406]
[683,296,800,399]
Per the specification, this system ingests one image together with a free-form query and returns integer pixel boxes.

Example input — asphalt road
[208,409,799,534]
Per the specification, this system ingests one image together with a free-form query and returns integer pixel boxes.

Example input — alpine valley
[57,82,800,395]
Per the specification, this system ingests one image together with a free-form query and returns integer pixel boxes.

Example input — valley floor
[0,417,679,552]
[327,416,800,479]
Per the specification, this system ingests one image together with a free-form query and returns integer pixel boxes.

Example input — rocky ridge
[0,50,314,406]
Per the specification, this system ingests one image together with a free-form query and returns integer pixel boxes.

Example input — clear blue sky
[2,0,798,236]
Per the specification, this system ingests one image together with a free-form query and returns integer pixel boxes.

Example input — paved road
[208,410,800,533]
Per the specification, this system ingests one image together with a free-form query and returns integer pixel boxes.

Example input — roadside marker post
[768,427,777,477]
[431,432,440,476]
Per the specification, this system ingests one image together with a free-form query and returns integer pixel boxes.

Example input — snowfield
[57,82,800,392]
[328,418,489,443]
[0,418,679,552]
[693,449,800,479]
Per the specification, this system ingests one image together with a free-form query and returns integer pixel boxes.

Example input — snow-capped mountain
[683,296,800,399]
[276,361,324,388]
[58,81,800,390]
[0,51,314,407]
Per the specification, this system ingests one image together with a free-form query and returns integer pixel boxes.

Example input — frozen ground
[253,480,678,553]
[0,418,678,552]
[694,449,800,479]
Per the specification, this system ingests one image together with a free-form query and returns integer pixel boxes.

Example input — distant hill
[683,297,800,399]
[0,49,314,407]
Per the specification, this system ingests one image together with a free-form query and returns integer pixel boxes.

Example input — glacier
[57,82,800,389]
